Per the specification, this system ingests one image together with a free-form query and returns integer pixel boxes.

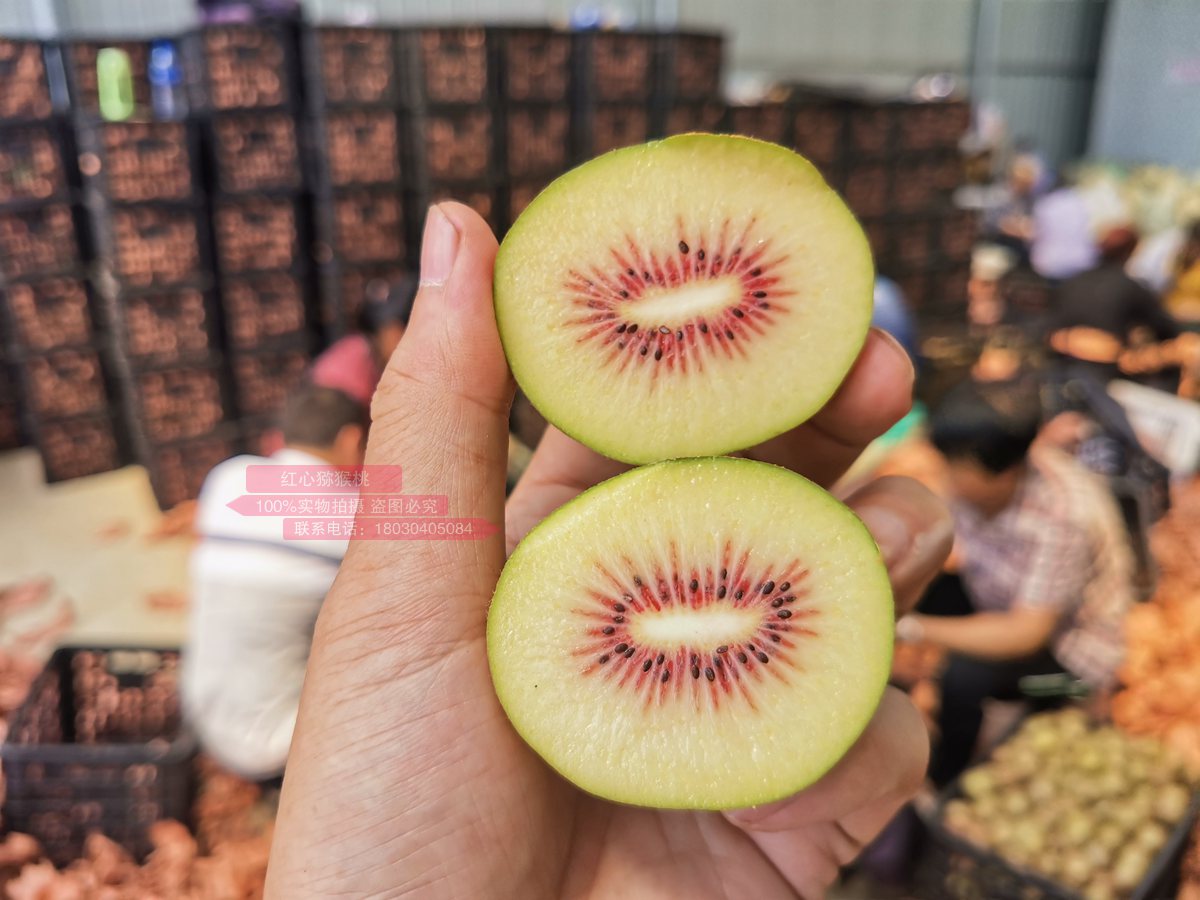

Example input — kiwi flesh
[487,457,893,809]
[494,133,874,464]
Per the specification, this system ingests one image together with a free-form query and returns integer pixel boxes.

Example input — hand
[266,204,952,899]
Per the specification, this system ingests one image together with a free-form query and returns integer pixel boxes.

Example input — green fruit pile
[942,709,1197,900]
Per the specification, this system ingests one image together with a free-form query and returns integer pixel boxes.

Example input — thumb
[335,201,513,642]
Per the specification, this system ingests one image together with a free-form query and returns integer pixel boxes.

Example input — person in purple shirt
[1031,179,1098,281]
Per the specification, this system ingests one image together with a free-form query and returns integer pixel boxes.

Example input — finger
[723,688,929,894]
[505,426,628,554]
[746,328,914,486]
[846,476,953,615]
[330,201,513,643]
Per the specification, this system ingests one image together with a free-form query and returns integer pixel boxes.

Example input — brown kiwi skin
[486,455,893,810]
[493,133,876,465]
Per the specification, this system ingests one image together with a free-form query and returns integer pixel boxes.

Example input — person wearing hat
[310,275,418,407]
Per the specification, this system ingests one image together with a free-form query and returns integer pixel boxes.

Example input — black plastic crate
[891,216,936,269]
[19,346,109,420]
[406,182,502,244]
[503,104,571,179]
[76,119,202,204]
[91,200,208,289]
[504,177,553,230]
[892,156,943,215]
[239,414,281,457]
[0,120,70,206]
[403,106,496,184]
[0,647,194,866]
[144,426,238,508]
[892,268,930,310]
[101,282,220,367]
[208,109,304,194]
[125,362,229,444]
[657,32,723,103]
[2,274,94,353]
[314,187,406,266]
[791,99,845,167]
[315,106,401,188]
[0,397,23,450]
[844,101,896,159]
[187,22,302,112]
[65,40,154,116]
[934,207,979,264]
[575,103,652,160]
[397,27,493,108]
[929,263,970,311]
[493,28,571,104]
[318,260,408,335]
[222,269,314,351]
[858,217,891,267]
[727,103,792,145]
[229,344,311,419]
[896,99,970,153]
[574,31,657,104]
[0,202,81,281]
[213,193,306,276]
[0,38,54,121]
[33,413,124,482]
[842,160,890,219]
[658,101,726,138]
[305,26,400,108]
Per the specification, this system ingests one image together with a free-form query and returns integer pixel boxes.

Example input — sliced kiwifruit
[487,456,893,809]
[494,133,874,464]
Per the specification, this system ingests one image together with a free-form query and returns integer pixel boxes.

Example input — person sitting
[310,275,417,406]
[182,385,368,780]
[899,381,1136,786]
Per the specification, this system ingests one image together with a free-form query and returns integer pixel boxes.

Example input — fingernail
[857,504,912,568]
[872,327,916,384]
[420,204,459,287]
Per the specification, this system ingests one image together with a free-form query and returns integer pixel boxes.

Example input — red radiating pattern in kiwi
[562,219,795,377]
[572,542,818,712]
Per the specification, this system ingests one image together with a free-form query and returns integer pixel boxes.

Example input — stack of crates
[68,36,233,509]
[191,21,317,468]
[571,30,657,163]
[305,25,408,337]
[492,27,573,229]
[398,27,503,243]
[654,31,725,138]
[0,38,121,481]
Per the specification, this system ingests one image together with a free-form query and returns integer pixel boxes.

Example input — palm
[266,203,946,899]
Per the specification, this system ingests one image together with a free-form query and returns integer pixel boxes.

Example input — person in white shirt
[183,385,368,780]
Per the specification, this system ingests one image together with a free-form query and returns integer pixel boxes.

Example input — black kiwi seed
[770,634,781,642]
[627,268,635,276]
[779,582,790,592]
[689,579,699,591]
[758,302,770,309]
[643,659,653,672]
[623,593,634,601]
[720,568,727,579]
[617,342,625,350]
[699,322,709,333]
[732,308,744,318]
[716,645,728,654]
[613,615,625,623]
[619,290,629,298]
[599,654,610,664]
[615,643,628,653]
[654,348,663,361]
[679,240,689,254]
[717,586,727,599]
[613,602,626,612]
[771,598,784,608]
[676,330,683,340]
[661,670,670,683]
[751,267,762,277]
[714,657,724,669]
[753,290,767,298]
[638,346,647,356]
[628,324,638,334]
[777,610,792,619]
[735,590,744,600]
[659,325,671,334]
[725,329,735,340]
[656,653,665,665]
[783,595,796,603]
[602,626,615,635]
[762,581,775,594]
[633,576,643,586]
[697,249,706,260]
[766,623,777,630]
[624,647,635,658]
[755,651,769,663]
[616,322,627,333]
[705,667,715,681]
[692,665,700,679]
[737,652,748,664]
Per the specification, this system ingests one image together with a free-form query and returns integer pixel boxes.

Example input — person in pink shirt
[309,275,417,406]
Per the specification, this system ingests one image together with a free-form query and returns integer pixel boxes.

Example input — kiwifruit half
[487,457,893,809]
[494,133,874,464]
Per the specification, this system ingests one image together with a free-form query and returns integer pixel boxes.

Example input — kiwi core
[629,275,743,323]
[631,605,758,647]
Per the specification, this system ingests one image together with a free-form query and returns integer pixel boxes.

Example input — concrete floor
[0,448,188,649]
